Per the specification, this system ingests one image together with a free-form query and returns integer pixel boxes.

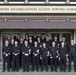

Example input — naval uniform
[40,47,48,71]
[59,46,68,72]
[12,45,20,71]
[2,45,10,72]
[32,46,40,71]
[68,44,76,72]
[22,45,31,72]
[49,46,58,72]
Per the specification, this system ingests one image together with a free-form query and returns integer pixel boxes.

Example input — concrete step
[0,61,75,72]
[0,72,76,75]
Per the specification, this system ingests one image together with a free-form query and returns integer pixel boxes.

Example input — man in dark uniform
[60,36,68,47]
[40,43,49,72]
[7,34,11,44]
[32,33,38,42]
[28,36,33,65]
[22,40,31,72]
[49,41,58,72]
[68,40,76,72]
[12,41,20,72]
[53,36,60,66]
[73,48,76,72]
[19,37,24,68]
[45,35,51,65]
[28,36,33,48]
[2,40,10,72]
[41,34,46,43]
[37,37,42,48]
[53,36,59,47]
[45,35,51,48]
[32,41,40,71]
[59,42,68,72]
[9,38,14,69]
[14,34,20,44]
[24,34,29,41]
[37,37,42,66]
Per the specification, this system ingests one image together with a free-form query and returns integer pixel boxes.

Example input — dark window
[8,0,25,2]
[29,0,46,2]
[70,0,76,2]
[0,0,4,1]
[49,0,66,1]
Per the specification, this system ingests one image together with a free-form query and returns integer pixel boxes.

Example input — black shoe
[50,70,53,72]
[2,70,5,72]
[36,70,39,72]
[31,70,34,72]
[23,70,25,72]
[16,70,19,72]
[41,70,43,72]
[64,70,66,72]
[41,69,43,71]
[68,70,71,72]
[8,70,10,72]
[12,70,15,72]
[46,70,48,72]
[74,70,76,72]
[27,70,29,72]
[55,70,58,72]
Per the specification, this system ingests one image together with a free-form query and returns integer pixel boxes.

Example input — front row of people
[2,40,76,72]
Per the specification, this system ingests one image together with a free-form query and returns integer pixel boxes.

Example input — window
[49,0,66,2]
[29,0,45,2]
[70,0,76,2]
[8,0,25,2]
[0,0,4,1]
[49,0,66,4]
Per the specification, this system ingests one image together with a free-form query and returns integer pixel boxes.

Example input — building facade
[0,0,76,60]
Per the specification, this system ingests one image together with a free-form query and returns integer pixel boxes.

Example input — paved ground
[0,61,76,75]
[0,72,76,75]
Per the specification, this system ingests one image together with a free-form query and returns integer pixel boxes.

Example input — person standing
[2,40,10,72]
[22,40,31,72]
[68,40,76,72]
[12,41,20,72]
[60,37,68,47]
[32,33,38,43]
[40,43,49,72]
[28,36,33,48]
[49,41,58,72]
[19,37,24,68]
[45,35,51,48]
[59,42,68,72]
[9,38,14,69]
[32,41,40,71]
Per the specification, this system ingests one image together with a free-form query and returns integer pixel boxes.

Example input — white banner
[0,5,76,13]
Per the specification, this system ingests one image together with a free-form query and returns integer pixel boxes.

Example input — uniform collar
[35,45,37,47]
[61,46,64,48]
[5,45,8,47]
[52,45,55,47]
[15,45,17,47]
[38,41,40,43]
[71,44,74,46]
[25,45,28,47]
[29,40,32,42]
[43,46,46,48]
[20,42,23,44]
